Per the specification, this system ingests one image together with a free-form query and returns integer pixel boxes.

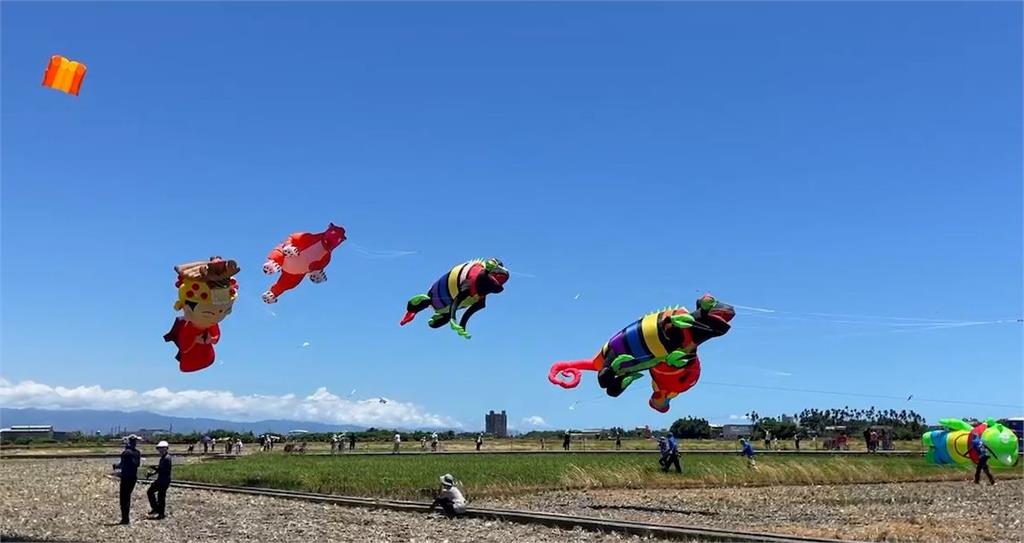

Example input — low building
[133,429,171,440]
[1,425,54,442]
[721,424,753,439]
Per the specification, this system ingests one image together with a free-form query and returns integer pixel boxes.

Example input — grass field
[174,451,1020,500]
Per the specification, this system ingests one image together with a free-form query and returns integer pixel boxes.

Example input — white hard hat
[156,441,169,448]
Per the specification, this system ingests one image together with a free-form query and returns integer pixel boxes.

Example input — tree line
[666,407,941,440]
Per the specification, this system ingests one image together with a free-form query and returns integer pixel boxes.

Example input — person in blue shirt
[739,437,757,468]
[972,433,995,485]
[112,435,141,524]
[662,434,681,473]
[656,437,668,467]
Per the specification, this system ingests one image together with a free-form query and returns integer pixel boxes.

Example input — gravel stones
[0,459,647,542]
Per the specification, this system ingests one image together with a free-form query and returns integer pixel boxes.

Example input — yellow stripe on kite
[641,313,668,359]
[446,264,464,301]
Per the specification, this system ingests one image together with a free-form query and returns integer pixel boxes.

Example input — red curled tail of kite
[548,360,596,389]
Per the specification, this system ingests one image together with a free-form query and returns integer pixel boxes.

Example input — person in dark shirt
[146,441,173,519]
[972,434,995,485]
[113,435,141,524]
[662,435,681,473]
[562,431,571,451]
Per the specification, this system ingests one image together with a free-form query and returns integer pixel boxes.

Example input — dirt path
[475,479,1023,542]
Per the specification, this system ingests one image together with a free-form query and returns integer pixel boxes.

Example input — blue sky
[2,2,1021,431]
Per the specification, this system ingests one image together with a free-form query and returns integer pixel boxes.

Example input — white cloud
[300,342,311,348]
[0,377,460,429]
[521,415,547,427]
[728,414,751,421]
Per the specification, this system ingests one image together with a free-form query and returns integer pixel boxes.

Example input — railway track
[146,478,863,543]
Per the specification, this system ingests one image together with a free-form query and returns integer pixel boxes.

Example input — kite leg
[598,366,644,398]
[262,272,304,304]
[611,354,659,375]
[400,294,432,325]
[649,389,678,413]
[262,248,286,275]
[428,311,451,328]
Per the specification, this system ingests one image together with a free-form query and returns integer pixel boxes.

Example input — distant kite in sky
[400,258,509,339]
[262,223,346,304]
[42,55,86,96]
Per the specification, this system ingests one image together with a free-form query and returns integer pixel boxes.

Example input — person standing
[393,432,401,454]
[431,432,439,452]
[972,433,996,485]
[562,431,571,451]
[763,430,771,451]
[794,434,802,451]
[331,434,338,454]
[662,435,682,473]
[349,433,356,452]
[475,434,483,451]
[113,435,141,524]
[146,441,173,519]
[615,433,622,450]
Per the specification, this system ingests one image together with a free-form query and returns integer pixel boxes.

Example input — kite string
[347,242,417,259]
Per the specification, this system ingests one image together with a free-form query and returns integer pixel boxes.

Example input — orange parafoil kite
[42,55,87,96]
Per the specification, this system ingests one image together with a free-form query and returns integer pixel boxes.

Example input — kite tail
[548,360,597,389]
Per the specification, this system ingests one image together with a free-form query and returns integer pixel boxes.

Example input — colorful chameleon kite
[262,223,346,303]
[400,258,509,339]
[549,294,735,412]
[922,418,1019,467]
[163,257,240,373]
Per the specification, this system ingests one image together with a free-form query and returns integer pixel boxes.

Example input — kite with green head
[922,417,1019,467]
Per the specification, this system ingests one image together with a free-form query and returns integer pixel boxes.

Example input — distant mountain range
[0,408,370,434]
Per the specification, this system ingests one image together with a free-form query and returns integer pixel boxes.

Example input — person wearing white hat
[113,435,141,524]
[146,441,173,519]
[431,473,466,517]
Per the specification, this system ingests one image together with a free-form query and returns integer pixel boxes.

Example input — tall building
[485,410,508,437]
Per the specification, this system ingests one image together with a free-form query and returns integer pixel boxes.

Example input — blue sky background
[2,2,1021,430]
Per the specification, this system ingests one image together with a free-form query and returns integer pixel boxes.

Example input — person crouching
[431,474,466,518]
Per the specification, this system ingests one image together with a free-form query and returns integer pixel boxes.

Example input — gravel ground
[0,459,654,543]
[476,479,1024,542]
